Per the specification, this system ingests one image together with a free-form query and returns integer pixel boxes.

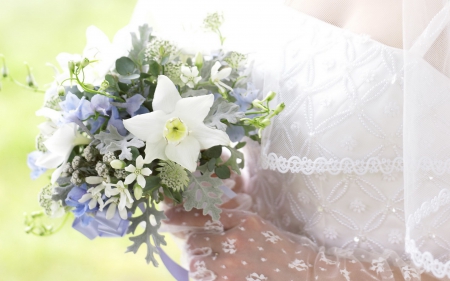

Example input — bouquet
[18,13,284,266]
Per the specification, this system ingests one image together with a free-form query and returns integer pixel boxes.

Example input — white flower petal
[119,207,128,220]
[141,167,152,176]
[165,136,200,172]
[78,194,93,203]
[124,189,134,204]
[217,67,232,80]
[144,138,168,163]
[153,75,182,113]
[124,173,137,185]
[123,110,168,142]
[125,164,136,173]
[173,94,214,126]
[136,155,144,169]
[137,175,146,188]
[88,198,97,209]
[83,26,111,59]
[106,203,117,220]
[180,65,192,77]
[106,188,120,197]
[36,152,65,169]
[180,75,189,84]
[118,193,127,210]
[191,67,199,77]
[190,123,231,149]
[211,61,221,79]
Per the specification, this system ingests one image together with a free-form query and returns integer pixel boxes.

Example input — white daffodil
[35,123,91,183]
[124,155,152,187]
[180,65,201,88]
[78,183,106,210]
[210,61,232,92]
[104,180,133,220]
[123,75,230,172]
[56,25,131,89]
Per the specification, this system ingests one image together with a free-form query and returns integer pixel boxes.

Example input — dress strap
[409,3,450,58]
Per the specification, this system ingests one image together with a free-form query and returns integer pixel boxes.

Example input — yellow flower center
[163,117,189,144]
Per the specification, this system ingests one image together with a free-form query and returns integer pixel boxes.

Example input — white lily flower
[78,183,106,210]
[56,25,131,90]
[180,65,201,88]
[35,123,91,183]
[123,75,230,172]
[104,180,134,220]
[210,61,233,92]
[124,155,152,187]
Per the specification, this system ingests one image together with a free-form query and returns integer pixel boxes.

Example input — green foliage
[116,57,137,76]
[204,97,245,131]
[222,146,244,175]
[129,24,153,65]
[126,198,167,266]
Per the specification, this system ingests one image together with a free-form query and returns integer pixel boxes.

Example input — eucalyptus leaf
[116,57,137,76]
[223,146,244,175]
[204,145,222,159]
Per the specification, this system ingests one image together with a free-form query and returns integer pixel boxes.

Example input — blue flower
[59,92,94,123]
[90,94,111,116]
[230,83,260,112]
[112,94,148,117]
[107,106,127,136]
[27,151,47,180]
[88,116,107,134]
[226,124,245,143]
[65,184,96,225]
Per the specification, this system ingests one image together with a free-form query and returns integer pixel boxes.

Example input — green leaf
[105,74,117,89]
[118,82,130,92]
[234,141,246,149]
[116,57,137,76]
[130,147,140,161]
[149,60,160,76]
[204,145,222,159]
[126,198,167,266]
[143,176,161,194]
[160,55,170,66]
[215,165,230,179]
[184,171,223,220]
[129,24,153,64]
[223,146,244,175]
[207,158,216,172]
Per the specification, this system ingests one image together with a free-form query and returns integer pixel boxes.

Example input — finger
[163,193,253,231]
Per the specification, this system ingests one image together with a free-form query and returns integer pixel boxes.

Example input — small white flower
[323,227,338,240]
[124,155,152,187]
[340,136,357,151]
[388,229,403,245]
[104,180,134,219]
[210,61,232,92]
[180,65,201,88]
[123,75,230,172]
[78,183,106,210]
[350,199,366,213]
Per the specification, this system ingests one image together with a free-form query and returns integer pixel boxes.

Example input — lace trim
[406,188,450,227]
[260,153,404,175]
[405,238,450,279]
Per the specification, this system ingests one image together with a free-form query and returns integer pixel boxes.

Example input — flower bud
[273,102,285,115]
[57,85,65,96]
[260,118,271,127]
[134,184,143,200]
[80,58,90,68]
[84,84,94,90]
[263,91,276,102]
[26,74,37,87]
[1,65,8,78]
[68,61,75,74]
[100,80,109,90]
[110,159,126,169]
[194,52,203,69]
[251,99,265,110]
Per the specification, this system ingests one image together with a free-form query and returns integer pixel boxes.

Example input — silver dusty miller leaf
[126,198,167,266]
[204,97,245,131]
[184,170,224,221]
[94,125,144,160]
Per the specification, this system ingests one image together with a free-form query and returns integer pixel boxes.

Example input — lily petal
[153,75,182,113]
[123,110,168,142]
[144,138,168,164]
[190,123,231,149]
[217,67,232,80]
[165,136,200,172]
[173,94,214,127]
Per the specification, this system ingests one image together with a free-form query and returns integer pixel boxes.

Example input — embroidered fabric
[129,0,450,280]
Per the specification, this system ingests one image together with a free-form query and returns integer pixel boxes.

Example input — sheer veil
[129,0,450,279]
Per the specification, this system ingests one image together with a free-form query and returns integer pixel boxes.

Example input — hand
[163,194,316,281]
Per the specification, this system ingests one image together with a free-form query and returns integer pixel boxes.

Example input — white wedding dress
[130,1,450,280]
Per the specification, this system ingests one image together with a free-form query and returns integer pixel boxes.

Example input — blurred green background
[0,0,179,280]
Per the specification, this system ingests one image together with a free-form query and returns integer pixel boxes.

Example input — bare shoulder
[285,0,403,48]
